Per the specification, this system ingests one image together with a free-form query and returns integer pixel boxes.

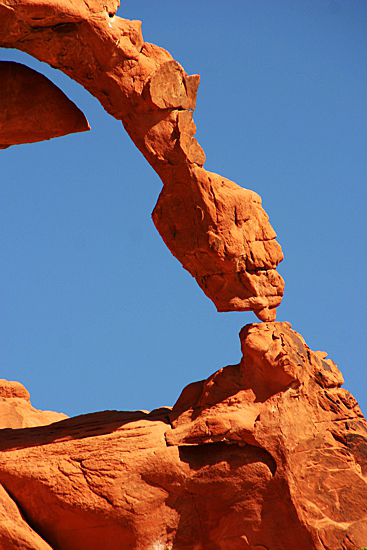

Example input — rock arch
[0,0,283,321]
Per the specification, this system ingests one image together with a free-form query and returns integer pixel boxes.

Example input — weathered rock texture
[1,3,364,549]
[0,61,89,148]
[0,323,366,549]
[0,0,283,321]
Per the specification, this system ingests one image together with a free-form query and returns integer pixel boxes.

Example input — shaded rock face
[0,323,366,549]
[0,61,90,148]
[0,0,283,321]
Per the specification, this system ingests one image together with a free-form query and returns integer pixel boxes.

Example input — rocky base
[0,322,366,549]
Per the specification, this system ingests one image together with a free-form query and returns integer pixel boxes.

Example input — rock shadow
[0,407,172,452]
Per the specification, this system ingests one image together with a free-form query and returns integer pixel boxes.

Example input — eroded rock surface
[0,379,68,429]
[0,0,283,320]
[0,61,89,148]
[0,324,366,549]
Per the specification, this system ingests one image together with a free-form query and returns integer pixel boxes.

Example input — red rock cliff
[0,323,366,549]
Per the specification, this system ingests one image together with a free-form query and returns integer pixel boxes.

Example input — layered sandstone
[0,0,283,321]
[0,61,89,148]
[0,323,366,549]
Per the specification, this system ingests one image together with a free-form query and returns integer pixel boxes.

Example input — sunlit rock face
[0,379,68,429]
[1,2,365,549]
[0,324,366,549]
[0,0,283,321]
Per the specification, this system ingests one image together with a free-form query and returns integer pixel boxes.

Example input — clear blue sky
[1,0,366,418]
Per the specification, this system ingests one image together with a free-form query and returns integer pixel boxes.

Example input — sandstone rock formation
[0,379,68,429]
[0,61,89,148]
[1,2,365,549]
[0,0,283,321]
[0,323,366,549]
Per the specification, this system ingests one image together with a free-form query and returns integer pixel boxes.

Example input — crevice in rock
[191,493,204,540]
[177,441,277,476]
[29,21,81,33]
[77,464,115,507]
[343,533,357,550]
[1,482,54,549]
[164,416,174,447]
[330,430,346,445]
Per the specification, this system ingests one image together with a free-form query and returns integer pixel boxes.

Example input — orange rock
[143,60,193,111]
[2,5,363,548]
[0,0,283,321]
[0,324,366,549]
[0,61,90,148]
[0,484,52,549]
[0,379,68,429]
[153,167,284,320]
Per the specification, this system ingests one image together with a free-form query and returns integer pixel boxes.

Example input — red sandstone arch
[0,0,283,321]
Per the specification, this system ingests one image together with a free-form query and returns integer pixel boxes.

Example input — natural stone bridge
[0,1,366,549]
[0,0,283,322]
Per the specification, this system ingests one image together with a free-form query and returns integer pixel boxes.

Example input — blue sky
[1,0,366,418]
